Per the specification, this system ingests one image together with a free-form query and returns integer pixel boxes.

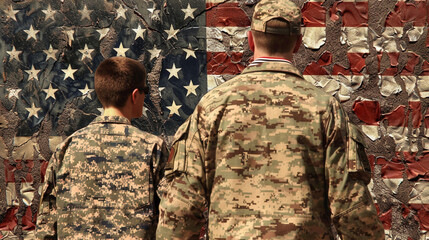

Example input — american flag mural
[0,0,428,239]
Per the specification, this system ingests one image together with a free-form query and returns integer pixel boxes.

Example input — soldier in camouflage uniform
[156,0,385,239]
[36,57,168,239]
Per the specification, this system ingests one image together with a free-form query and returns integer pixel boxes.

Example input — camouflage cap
[251,0,301,35]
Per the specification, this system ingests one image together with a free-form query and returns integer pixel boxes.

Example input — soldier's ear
[247,30,255,52]
[131,88,139,104]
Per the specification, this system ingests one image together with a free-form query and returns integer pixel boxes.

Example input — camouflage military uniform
[156,60,385,239]
[36,115,167,239]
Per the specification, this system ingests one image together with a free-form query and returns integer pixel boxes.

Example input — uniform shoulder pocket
[165,118,192,173]
[347,123,372,183]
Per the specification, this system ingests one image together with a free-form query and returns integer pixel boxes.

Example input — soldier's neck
[103,107,130,121]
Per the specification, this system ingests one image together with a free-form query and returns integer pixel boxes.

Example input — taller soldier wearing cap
[156,0,385,239]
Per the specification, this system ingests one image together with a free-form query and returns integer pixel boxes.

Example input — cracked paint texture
[0,0,428,239]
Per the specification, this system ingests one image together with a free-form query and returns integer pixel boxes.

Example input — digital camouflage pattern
[36,115,168,239]
[156,60,385,240]
[251,0,301,35]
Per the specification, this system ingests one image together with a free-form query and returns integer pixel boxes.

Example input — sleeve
[156,109,208,240]
[324,98,385,240]
[35,150,59,239]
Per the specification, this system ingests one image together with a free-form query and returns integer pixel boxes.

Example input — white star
[43,44,58,61]
[43,83,58,100]
[62,65,78,80]
[184,80,199,97]
[181,3,196,20]
[166,63,181,79]
[183,43,197,59]
[64,29,74,46]
[147,4,154,14]
[79,5,92,20]
[133,25,146,40]
[148,47,161,61]
[167,100,181,117]
[97,28,109,40]
[165,25,179,40]
[24,25,39,41]
[26,103,41,119]
[114,42,129,57]
[97,108,104,115]
[42,4,56,21]
[8,88,21,99]
[4,5,18,21]
[116,4,127,20]
[79,84,93,99]
[25,65,40,81]
[158,87,165,97]
[6,46,21,61]
[79,44,94,60]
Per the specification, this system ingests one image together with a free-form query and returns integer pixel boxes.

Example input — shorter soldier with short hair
[36,57,168,239]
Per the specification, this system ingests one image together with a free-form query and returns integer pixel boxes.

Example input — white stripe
[302,27,326,50]
[6,182,18,207]
[206,26,250,53]
[374,27,404,53]
[361,124,380,141]
[206,0,239,4]
[341,27,369,53]
[418,75,429,98]
[207,75,227,91]
[386,126,412,152]
[380,75,402,97]
[21,181,35,206]
[410,181,429,204]
[12,136,40,160]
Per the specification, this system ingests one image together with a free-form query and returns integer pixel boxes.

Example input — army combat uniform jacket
[36,115,168,239]
[156,60,385,240]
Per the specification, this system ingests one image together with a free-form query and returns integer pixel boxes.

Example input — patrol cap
[251,0,301,35]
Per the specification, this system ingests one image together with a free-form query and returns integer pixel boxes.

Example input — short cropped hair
[252,18,300,55]
[95,57,148,108]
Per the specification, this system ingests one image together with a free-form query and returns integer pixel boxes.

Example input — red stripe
[384,105,407,127]
[4,159,15,183]
[302,2,326,27]
[409,101,422,129]
[40,160,49,183]
[409,204,429,230]
[22,206,36,231]
[353,101,424,128]
[376,203,429,231]
[207,52,246,75]
[303,53,366,75]
[331,2,368,27]
[374,203,392,230]
[423,60,429,76]
[385,1,427,27]
[379,52,420,75]
[371,152,429,180]
[0,207,18,231]
[352,100,381,125]
[206,2,250,27]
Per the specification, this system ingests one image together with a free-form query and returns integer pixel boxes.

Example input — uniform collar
[91,115,131,125]
[242,59,303,78]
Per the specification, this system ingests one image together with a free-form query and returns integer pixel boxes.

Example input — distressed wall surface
[0,0,428,239]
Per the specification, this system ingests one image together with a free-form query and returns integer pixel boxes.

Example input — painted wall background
[0,0,428,239]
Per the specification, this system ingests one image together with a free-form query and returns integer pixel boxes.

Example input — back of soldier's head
[251,0,301,54]
[95,57,148,108]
